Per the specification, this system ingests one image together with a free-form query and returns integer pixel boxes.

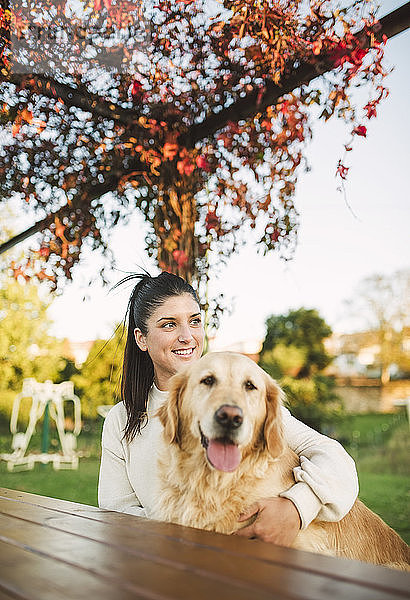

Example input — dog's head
[157,352,285,472]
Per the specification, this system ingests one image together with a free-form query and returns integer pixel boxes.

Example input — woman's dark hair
[116,271,199,441]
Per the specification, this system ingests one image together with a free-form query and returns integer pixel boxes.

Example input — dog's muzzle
[214,404,243,430]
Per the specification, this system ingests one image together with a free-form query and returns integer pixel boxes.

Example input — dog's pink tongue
[206,440,241,472]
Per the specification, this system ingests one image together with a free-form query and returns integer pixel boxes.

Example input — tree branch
[179,2,410,148]
[8,73,144,129]
[0,173,123,255]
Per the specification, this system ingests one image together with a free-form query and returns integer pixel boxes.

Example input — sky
[24,0,410,348]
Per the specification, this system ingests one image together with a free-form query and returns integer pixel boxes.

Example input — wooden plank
[0,589,18,600]
[0,513,288,600]
[0,488,101,514]
[1,488,408,596]
[0,540,147,600]
[0,500,407,600]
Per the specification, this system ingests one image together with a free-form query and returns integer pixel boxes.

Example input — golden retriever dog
[154,352,410,570]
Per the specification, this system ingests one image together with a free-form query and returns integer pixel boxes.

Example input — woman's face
[134,293,204,391]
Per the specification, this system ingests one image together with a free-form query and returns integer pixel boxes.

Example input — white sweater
[98,385,358,529]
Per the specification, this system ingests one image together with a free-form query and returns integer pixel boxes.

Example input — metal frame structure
[0,379,82,472]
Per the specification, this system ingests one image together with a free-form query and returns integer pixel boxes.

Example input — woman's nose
[178,325,193,342]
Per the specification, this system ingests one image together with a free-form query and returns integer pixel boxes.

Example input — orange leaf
[21,108,33,123]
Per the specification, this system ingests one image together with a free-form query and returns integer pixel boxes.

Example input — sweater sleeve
[279,407,359,530]
[98,406,147,517]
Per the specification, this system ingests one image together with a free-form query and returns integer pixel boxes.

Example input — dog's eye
[200,375,215,386]
[244,380,257,391]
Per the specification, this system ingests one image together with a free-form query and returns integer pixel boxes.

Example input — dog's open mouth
[199,425,241,473]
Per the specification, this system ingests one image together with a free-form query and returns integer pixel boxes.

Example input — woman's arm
[236,406,358,545]
[279,406,359,529]
[98,406,146,517]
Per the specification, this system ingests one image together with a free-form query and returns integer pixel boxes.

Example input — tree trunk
[155,182,198,283]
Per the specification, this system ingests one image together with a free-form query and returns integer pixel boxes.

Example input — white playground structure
[0,378,82,472]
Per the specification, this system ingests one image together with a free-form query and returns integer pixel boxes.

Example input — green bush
[280,374,344,432]
[0,389,18,424]
[73,326,124,419]
[260,308,343,432]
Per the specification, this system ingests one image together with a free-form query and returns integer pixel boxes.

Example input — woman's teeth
[173,348,194,356]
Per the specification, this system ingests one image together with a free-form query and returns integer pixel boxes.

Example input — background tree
[0,277,68,421]
[261,308,333,378]
[260,308,342,431]
[344,269,410,383]
[72,326,125,419]
[0,206,71,420]
[0,0,406,316]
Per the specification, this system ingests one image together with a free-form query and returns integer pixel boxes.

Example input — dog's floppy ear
[156,370,187,447]
[263,374,285,458]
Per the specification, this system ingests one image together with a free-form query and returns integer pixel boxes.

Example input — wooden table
[0,487,408,600]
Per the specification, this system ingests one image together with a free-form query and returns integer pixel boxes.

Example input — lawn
[0,412,409,544]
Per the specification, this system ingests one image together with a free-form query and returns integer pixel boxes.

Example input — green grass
[0,458,100,506]
[334,411,407,449]
[357,470,410,544]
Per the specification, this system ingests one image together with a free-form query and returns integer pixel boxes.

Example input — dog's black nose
[214,405,243,429]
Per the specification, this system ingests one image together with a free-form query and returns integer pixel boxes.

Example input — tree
[260,308,342,431]
[0,278,66,392]
[344,269,410,383]
[261,308,333,378]
[72,326,125,419]
[0,1,408,311]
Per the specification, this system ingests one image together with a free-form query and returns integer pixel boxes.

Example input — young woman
[98,271,358,546]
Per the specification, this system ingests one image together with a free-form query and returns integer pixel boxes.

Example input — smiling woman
[98,271,360,549]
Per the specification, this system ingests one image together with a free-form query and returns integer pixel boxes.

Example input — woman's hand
[234,497,301,546]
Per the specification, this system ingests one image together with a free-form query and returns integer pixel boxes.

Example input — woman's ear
[134,328,147,352]
[263,375,285,458]
[156,371,187,447]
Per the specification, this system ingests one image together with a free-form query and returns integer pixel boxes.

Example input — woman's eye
[191,318,202,326]
[244,380,257,391]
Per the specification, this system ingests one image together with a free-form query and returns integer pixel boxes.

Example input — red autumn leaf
[94,0,111,10]
[336,161,349,180]
[163,143,179,160]
[196,155,210,171]
[130,79,143,101]
[270,229,280,243]
[364,103,377,119]
[172,249,188,268]
[205,211,220,232]
[350,48,367,65]
[312,40,322,55]
[256,85,265,107]
[21,108,33,123]
[12,120,21,136]
[38,245,50,257]
[352,125,367,137]
[177,157,195,176]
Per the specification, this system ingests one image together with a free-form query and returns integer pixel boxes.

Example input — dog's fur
[153,352,410,570]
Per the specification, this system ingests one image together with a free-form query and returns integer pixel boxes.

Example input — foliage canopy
[0,278,65,392]
[0,0,394,313]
